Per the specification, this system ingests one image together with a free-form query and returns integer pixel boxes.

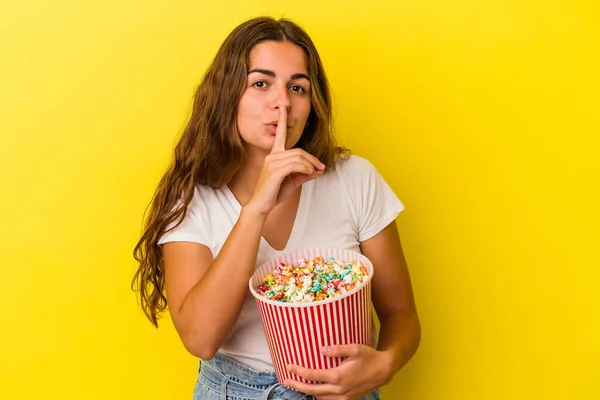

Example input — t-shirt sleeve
[157,189,212,248]
[341,156,405,242]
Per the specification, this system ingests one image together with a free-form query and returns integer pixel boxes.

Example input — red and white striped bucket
[249,248,374,384]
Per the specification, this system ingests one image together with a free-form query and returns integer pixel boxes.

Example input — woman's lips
[266,123,278,133]
[266,123,292,133]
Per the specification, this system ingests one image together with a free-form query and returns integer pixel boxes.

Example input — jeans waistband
[198,354,310,400]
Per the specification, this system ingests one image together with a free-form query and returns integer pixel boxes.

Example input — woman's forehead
[248,41,308,74]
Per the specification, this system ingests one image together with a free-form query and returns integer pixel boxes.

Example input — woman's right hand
[244,107,325,216]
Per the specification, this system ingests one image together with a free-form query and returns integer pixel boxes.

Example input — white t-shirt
[159,155,404,371]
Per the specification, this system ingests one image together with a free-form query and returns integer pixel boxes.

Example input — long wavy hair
[132,16,349,327]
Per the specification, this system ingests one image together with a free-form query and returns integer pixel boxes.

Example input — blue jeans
[194,354,381,400]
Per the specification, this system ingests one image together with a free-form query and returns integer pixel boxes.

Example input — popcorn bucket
[249,248,374,384]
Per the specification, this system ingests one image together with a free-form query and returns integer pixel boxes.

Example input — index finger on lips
[270,107,288,154]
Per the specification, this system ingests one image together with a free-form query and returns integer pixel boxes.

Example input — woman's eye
[290,85,306,93]
[252,81,268,89]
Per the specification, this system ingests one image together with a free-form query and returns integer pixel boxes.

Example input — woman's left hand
[284,344,394,400]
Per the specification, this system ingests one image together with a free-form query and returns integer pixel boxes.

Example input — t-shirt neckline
[223,180,312,253]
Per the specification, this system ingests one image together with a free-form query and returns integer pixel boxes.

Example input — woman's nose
[271,85,291,110]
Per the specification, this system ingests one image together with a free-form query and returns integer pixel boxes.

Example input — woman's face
[236,41,312,156]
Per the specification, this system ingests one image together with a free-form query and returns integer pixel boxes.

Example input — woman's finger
[274,160,315,178]
[270,107,288,154]
[282,379,341,397]
[267,149,325,171]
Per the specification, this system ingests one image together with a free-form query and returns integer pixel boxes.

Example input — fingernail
[321,346,330,355]
[286,365,292,372]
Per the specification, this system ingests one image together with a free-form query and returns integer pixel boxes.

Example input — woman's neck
[228,149,267,204]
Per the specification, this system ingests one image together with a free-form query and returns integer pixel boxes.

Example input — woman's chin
[242,141,273,157]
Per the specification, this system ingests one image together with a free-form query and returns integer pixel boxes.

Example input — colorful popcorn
[257,256,369,303]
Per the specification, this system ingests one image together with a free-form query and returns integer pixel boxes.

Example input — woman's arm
[163,208,266,360]
[361,219,421,380]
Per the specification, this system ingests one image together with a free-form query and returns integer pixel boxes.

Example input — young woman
[133,16,420,400]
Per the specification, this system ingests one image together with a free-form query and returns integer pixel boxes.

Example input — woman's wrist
[239,205,269,225]
[377,347,403,385]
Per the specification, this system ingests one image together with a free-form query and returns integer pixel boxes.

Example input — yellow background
[1,0,598,399]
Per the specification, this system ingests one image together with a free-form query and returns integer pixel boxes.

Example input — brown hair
[132,16,349,327]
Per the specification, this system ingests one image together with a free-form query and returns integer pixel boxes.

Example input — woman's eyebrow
[248,69,310,81]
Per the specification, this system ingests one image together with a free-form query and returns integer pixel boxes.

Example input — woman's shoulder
[316,154,382,195]
[193,182,223,196]
[332,154,379,177]
[187,183,229,210]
